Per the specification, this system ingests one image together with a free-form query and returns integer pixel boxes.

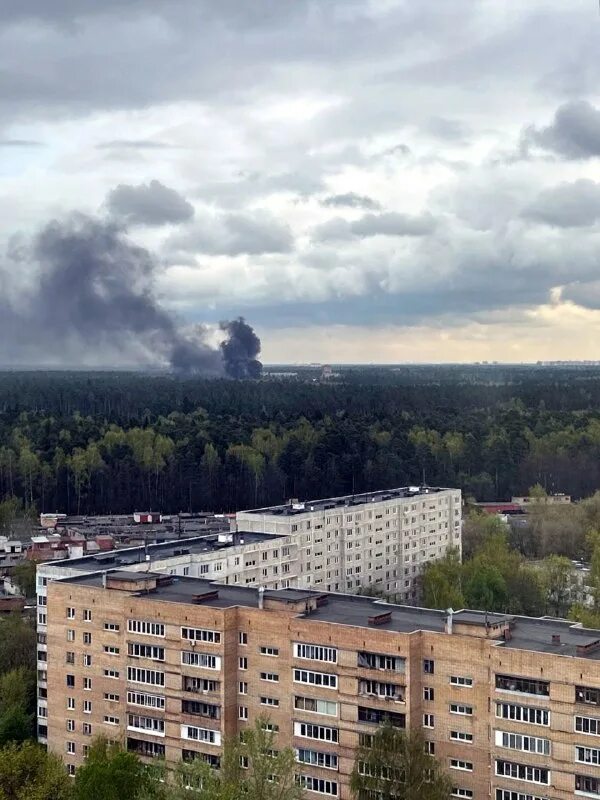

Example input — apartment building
[236,486,462,598]
[36,532,293,742]
[46,570,600,800]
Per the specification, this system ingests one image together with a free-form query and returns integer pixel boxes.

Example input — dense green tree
[11,560,37,598]
[422,550,464,610]
[542,555,578,617]
[72,737,158,800]
[350,722,451,800]
[0,615,36,674]
[0,741,72,800]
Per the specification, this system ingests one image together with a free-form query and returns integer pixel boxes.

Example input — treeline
[1,370,600,514]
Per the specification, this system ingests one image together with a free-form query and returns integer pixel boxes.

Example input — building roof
[240,486,457,516]
[55,572,600,661]
[42,531,283,572]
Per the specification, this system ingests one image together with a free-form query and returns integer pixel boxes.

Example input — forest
[1,365,600,515]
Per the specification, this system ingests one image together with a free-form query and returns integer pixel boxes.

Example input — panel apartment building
[236,486,462,599]
[46,570,600,800]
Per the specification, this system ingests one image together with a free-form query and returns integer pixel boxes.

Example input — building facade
[236,486,462,599]
[46,571,600,800]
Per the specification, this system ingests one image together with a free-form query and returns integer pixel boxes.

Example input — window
[181,627,221,644]
[261,697,280,707]
[127,691,166,709]
[83,632,92,645]
[576,775,600,797]
[452,790,473,799]
[66,741,75,754]
[84,677,92,690]
[260,646,279,657]
[295,697,338,716]
[576,745,600,765]
[66,651,75,665]
[104,645,120,656]
[127,667,165,686]
[296,776,338,796]
[294,722,338,742]
[450,731,473,743]
[66,719,75,732]
[450,676,473,687]
[576,685,600,706]
[260,672,279,683]
[104,622,120,631]
[576,715,600,735]
[496,674,549,697]
[128,714,165,735]
[495,760,549,785]
[425,741,435,756]
[495,703,549,726]
[450,703,473,716]
[357,651,405,672]
[84,700,92,713]
[83,654,92,666]
[239,682,248,694]
[424,687,434,701]
[182,700,220,719]
[84,609,92,621]
[423,714,434,728]
[104,693,120,702]
[294,643,337,663]
[67,629,75,642]
[128,643,164,661]
[104,715,120,725]
[181,652,220,670]
[66,607,75,619]
[495,730,550,755]
[127,620,165,637]
[104,669,120,679]
[494,791,550,800]
[293,669,337,689]
[83,723,92,736]
[450,760,473,772]
[66,675,75,688]
[239,632,248,645]
[67,765,76,777]
[423,659,434,674]
[239,706,248,720]
[67,697,75,710]
[128,738,165,758]
[239,657,248,670]
[296,749,338,770]
[358,707,405,727]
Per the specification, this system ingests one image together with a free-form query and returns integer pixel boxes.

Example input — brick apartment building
[46,570,600,800]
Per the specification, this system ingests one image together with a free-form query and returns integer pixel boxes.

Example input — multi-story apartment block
[36,532,292,742]
[46,570,600,800]
[236,486,462,598]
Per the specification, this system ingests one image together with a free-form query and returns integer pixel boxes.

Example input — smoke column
[0,213,262,377]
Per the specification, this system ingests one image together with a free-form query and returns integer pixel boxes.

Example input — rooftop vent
[192,590,219,604]
[368,611,392,626]
[552,634,561,645]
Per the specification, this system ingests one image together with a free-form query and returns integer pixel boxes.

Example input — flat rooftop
[241,486,456,516]
[57,573,600,660]
[43,532,283,572]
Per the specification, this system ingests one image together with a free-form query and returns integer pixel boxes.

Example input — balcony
[358,706,405,728]
[127,737,165,758]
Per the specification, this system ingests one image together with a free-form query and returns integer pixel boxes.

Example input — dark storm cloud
[313,212,436,242]
[525,100,600,159]
[523,180,600,228]
[169,211,293,256]
[0,213,262,374]
[322,193,382,211]
[106,180,195,227]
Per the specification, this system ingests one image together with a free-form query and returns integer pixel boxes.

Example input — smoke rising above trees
[0,213,262,377]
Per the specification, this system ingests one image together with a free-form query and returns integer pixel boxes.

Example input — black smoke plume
[0,213,262,377]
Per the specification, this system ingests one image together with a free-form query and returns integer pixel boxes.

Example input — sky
[2,0,600,365]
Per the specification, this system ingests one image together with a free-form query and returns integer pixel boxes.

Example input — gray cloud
[96,139,178,151]
[0,139,44,147]
[313,212,436,242]
[322,192,381,211]
[106,180,194,227]
[169,210,294,256]
[525,100,600,159]
[523,180,600,228]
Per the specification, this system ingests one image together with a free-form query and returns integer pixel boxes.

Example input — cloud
[168,210,294,256]
[313,212,436,242]
[96,139,178,151]
[523,180,600,227]
[322,192,381,210]
[525,100,600,159]
[0,139,44,147]
[106,180,194,227]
